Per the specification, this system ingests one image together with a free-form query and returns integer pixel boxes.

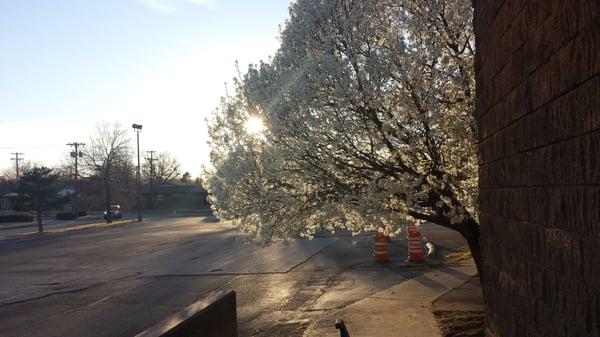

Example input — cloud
[138,0,215,14]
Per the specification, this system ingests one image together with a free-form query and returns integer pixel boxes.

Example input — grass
[50,219,137,233]
[6,219,137,238]
[444,250,473,265]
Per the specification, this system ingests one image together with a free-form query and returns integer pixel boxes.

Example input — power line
[10,152,24,189]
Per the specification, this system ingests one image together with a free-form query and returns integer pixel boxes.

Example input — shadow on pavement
[433,276,485,337]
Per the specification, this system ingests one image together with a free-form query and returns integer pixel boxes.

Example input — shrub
[56,211,88,220]
[56,212,77,220]
[0,213,34,223]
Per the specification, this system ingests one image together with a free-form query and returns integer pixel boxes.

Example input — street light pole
[132,124,143,222]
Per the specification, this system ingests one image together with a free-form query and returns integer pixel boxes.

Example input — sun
[245,116,265,135]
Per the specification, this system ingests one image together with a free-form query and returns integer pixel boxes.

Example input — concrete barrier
[136,290,237,337]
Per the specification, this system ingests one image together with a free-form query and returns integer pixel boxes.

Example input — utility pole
[145,150,156,210]
[67,142,85,216]
[67,142,85,180]
[10,152,24,190]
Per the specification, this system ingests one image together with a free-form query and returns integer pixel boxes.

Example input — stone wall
[473,1,600,336]
[136,290,238,337]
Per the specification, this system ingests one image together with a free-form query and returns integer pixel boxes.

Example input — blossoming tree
[205,0,480,271]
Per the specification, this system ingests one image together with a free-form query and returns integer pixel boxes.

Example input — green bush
[0,213,33,223]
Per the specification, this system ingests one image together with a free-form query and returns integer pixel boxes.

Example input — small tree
[16,167,65,232]
[180,172,192,183]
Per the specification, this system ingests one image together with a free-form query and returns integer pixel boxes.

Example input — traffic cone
[373,233,390,262]
[407,222,425,262]
[407,222,418,235]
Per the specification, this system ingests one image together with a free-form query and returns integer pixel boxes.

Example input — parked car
[103,205,122,220]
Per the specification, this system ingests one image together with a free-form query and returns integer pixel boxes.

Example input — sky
[0,0,292,177]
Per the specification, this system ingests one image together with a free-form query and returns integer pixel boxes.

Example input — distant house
[141,182,208,211]
[57,187,76,198]
[0,193,18,211]
[0,183,18,213]
[0,181,16,212]
[56,187,77,212]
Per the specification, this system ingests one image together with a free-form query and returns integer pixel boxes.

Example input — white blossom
[204,0,477,245]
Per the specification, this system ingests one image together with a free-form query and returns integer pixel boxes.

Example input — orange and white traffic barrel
[407,221,418,235]
[407,222,425,262]
[373,233,390,262]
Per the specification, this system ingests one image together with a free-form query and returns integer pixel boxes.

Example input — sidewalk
[304,259,478,337]
[433,275,485,337]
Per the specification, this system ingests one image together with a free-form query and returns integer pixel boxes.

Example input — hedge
[56,210,88,220]
[0,213,33,223]
[56,212,77,220]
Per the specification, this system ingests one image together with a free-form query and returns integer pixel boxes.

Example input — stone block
[135,290,237,337]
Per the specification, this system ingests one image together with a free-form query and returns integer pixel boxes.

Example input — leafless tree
[141,151,181,209]
[84,122,132,223]
[1,161,34,186]
[142,151,181,185]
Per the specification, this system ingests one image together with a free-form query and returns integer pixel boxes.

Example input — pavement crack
[285,239,338,273]
[0,274,144,308]
[301,308,336,312]
[141,241,338,278]
[142,271,288,277]
[0,284,102,307]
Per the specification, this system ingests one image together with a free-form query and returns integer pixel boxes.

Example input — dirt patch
[433,275,485,337]
[443,251,473,266]
[434,310,485,337]
[246,321,309,337]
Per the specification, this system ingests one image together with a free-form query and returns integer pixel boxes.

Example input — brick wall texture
[473,1,600,336]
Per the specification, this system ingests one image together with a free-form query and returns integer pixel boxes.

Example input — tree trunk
[37,208,43,233]
[454,218,483,282]
[408,209,483,281]
[105,178,112,224]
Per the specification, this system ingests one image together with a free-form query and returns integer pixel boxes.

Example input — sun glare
[245,116,265,135]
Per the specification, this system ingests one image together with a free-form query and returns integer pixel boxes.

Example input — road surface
[0,216,467,336]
